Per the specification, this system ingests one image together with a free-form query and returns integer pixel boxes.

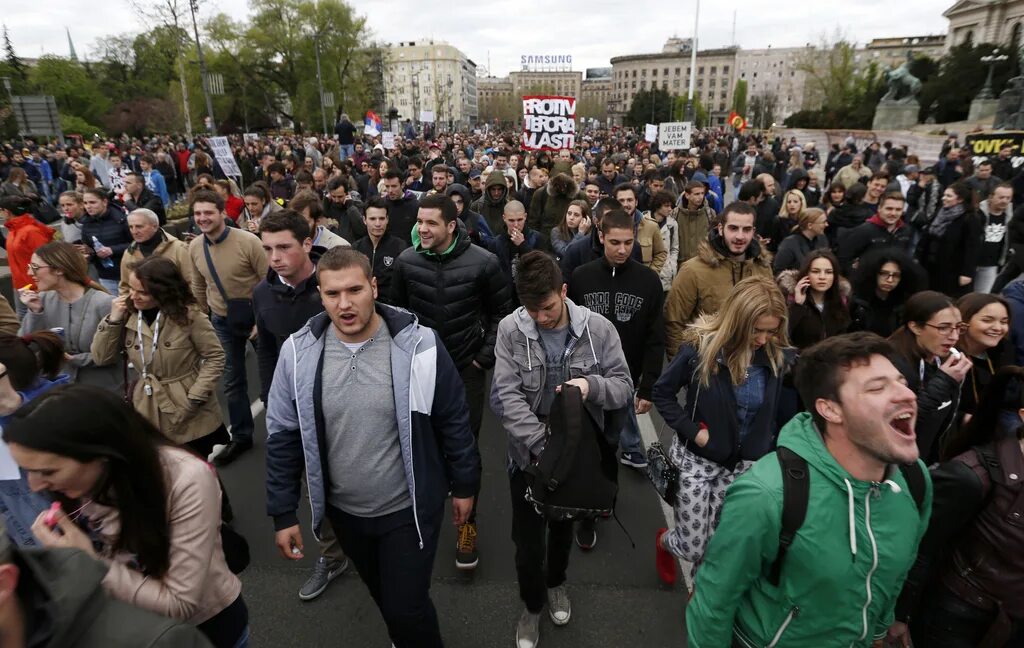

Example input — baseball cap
[469,169,482,179]
[921,166,936,175]
[904,164,920,174]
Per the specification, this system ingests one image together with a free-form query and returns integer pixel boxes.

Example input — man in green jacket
[687,332,932,648]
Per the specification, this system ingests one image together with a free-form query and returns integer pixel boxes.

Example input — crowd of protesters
[0,118,1020,648]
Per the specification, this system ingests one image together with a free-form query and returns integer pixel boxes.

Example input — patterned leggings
[663,436,753,579]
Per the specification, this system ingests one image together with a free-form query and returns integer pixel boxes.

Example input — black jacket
[482,227,552,292]
[353,233,407,305]
[384,190,420,245]
[849,293,904,338]
[253,257,324,404]
[391,225,514,370]
[323,200,367,242]
[560,229,604,288]
[828,201,874,249]
[652,344,796,469]
[80,205,131,281]
[894,354,962,465]
[567,257,665,399]
[837,218,913,274]
[787,300,851,350]
[916,213,983,297]
[124,187,166,225]
[772,231,829,273]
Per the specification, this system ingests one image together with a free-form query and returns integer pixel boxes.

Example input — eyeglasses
[878,271,902,280]
[923,322,968,336]
[27,263,50,273]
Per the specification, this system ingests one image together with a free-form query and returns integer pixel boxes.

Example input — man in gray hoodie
[490,250,633,648]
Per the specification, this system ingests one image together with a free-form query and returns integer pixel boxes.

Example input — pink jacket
[87,446,241,624]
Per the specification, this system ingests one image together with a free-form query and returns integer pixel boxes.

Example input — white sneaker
[516,608,541,648]
[547,585,571,626]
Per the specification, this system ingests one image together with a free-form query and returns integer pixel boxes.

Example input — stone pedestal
[968,98,999,124]
[872,101,920,130]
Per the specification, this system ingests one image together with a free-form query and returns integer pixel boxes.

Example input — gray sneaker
[547,585,571,626]
[515,608,541,648]
[298,556,349,601]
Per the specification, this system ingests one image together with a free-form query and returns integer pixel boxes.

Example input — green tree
[749,91,778,129]
[29,56,112,127]
[2,25,28,83]
[671,94,708,127]
[206,0,369,132]
[918,42,1018,123]
[626,88,674,127]
[731,79,748,116]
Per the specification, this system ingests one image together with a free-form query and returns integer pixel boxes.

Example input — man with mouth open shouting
[686,332,932,648]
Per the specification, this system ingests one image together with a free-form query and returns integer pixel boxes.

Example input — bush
[60,113,104,138]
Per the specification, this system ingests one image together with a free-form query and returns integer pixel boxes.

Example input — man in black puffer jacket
[391,194,514,571]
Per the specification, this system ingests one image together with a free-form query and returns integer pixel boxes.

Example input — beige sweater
[92,446,241,624]
[188,227,268,317]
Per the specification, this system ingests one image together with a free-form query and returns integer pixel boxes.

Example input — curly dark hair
[128,256,196,327]
[851,247,925,305]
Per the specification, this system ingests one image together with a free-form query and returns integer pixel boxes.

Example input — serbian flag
[364,111,382,136]
[728,111,748,132]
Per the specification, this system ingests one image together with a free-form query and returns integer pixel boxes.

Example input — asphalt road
[216,346,691,647]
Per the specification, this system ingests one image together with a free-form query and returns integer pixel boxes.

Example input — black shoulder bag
[202,235,256,336]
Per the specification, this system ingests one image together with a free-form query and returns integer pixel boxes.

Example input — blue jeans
[0,474,51,546]
[211,314,255,444]
[619,399,644,455]
[339,144,355,160]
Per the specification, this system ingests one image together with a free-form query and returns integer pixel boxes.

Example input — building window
[631,80,637,88]
[641,69,647,76]
[710,66,717,74]
[697,79,703,87]
[652,68,658,77]
[632,70,636,77]
[723,65,730,74]
[664,68,669,75]
[710,79,716,87]
[673,79,680,88]
[698,66,704,74]
[675,67,681,75]
[720,91,727,99]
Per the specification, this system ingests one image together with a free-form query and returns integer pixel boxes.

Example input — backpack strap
[897,461,927,513]
[769,447,810,587]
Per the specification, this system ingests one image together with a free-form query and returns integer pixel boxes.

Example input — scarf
[927,203,965,237]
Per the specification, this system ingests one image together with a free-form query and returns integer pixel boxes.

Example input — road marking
[638,412,695,592]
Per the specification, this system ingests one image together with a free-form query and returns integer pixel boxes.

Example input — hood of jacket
[512,296,593,343]
[546,173,579,199]
[866,214,905,230]
[446,183,472,205]
[4,213,50,233]
[483,170,509,205]
[17,547,114,646]
[785,167,809,190]
[697,228,770,269]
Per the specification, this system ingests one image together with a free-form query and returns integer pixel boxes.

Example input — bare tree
[130,0,194,137]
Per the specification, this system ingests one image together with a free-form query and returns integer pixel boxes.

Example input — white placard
[420,110,435,123]
[644,124,658,143]
[207,136,242,178]
[381,131,396,150]
[658,121,693,150]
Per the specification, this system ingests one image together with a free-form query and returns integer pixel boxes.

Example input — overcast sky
[7,0,950,75]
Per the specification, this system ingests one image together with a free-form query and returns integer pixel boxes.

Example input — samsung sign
[521,54,573,70]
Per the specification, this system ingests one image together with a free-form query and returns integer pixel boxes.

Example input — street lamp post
[313,32,329,135]
[188,0,217,133]
[685,0,701,123]
[978,49,1009,100]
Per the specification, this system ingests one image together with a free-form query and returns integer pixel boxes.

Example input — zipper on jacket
[408,333,425,549]
[854,487,881,646]
[766,605,799,648]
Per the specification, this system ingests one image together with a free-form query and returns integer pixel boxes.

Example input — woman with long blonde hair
[651,275,796,586]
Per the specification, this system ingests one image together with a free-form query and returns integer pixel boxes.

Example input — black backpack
[768,446,926,586]
[524,383,618,521]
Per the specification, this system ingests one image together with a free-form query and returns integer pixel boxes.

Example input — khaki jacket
[673,203,716,264]
[635,213,668,275]
[118,230,194,295]
[664,236,773,359]
[91,305,224,444]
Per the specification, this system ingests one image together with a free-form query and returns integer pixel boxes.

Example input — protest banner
[381,131,396,150]
[964,131,1024,171]
[644,124,658,143]
[208,136,242,179]
[522,95,576,150]
[420,110,435,123]
[658,122,692,150]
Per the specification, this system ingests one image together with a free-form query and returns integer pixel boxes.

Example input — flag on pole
[364,111,382,136]
[728,111,748,132]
